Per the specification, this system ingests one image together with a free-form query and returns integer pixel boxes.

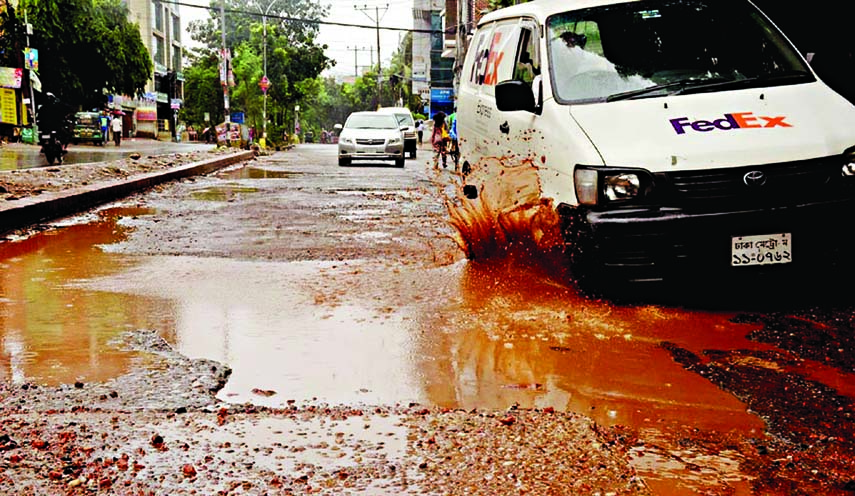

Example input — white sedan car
[337,111,406,168]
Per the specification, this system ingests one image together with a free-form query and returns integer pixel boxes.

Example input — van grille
[654,156,848,206]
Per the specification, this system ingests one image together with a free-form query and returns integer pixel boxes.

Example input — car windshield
[392,113,414,127]
[76,114,99,125]
[345,114,398,129]
[546,0,813,103]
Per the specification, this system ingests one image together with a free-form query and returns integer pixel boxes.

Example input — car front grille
[356,138,385,145]
[654,155,851,207]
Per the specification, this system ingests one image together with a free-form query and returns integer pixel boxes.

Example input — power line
[165,0,441,34]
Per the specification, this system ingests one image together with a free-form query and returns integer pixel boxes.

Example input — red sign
[259,75,271,94]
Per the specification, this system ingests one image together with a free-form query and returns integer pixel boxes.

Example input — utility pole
[355,4,388,108]
[347,46,370,78]
[22,5,37,142]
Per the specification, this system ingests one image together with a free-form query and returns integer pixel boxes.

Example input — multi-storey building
[124,0,184,139]
[412,0,489,118]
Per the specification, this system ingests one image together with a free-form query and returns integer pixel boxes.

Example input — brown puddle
[190,185,259,201]
[425,154,782,493]
[217,166,305,180]
[0,207,175,385]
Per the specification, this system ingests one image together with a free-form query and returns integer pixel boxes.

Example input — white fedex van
[457,0,855,287]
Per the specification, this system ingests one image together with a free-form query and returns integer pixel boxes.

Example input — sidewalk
[0,148,255,236]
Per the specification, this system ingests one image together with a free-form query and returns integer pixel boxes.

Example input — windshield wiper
[606,71,814,102]
[675,71,814,95]
[606,77,730,102]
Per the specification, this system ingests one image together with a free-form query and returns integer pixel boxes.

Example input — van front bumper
[561,198,855,284]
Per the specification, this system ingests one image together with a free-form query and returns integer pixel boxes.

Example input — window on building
[172,46,181,71]
[153,35,165,65]
[173,15,180,41]
[154,0,163,32]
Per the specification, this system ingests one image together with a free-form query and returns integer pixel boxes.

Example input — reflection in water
[76,257,424,408]
[217,167,305,180]
[190,185,259,201]
[431,153,771,493]
[0,207,175,385]
[417,260,766,494]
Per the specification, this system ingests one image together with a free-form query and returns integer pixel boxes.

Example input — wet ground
[2,144,855,493]
[0,139,213,170]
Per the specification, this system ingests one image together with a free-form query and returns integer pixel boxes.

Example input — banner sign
[24,48,38,71]
[0,67,23,89]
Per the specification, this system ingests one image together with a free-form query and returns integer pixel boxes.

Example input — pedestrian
[416,119,425,145]
[431,112,448,169]
[447,111,460,171]
[111,113,122,146]
[99,112,109,145]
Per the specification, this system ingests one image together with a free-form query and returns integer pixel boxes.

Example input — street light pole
[260,0,277,141]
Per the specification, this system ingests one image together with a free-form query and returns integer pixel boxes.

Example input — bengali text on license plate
[731,233,792,266]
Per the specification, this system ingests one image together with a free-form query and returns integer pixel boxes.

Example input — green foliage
[180,52,222,128]
[184,0,332,137]
[3,0,152,109]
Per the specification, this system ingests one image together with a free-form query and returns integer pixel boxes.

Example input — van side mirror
[496,80,536,113]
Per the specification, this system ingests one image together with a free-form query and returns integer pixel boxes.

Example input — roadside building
[123,0,185,139]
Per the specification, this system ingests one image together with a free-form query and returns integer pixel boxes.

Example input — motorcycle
[39,129,66,165]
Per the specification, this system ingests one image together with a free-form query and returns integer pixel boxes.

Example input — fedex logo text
[670,112,792,135]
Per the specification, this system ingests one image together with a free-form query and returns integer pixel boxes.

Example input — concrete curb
[0,150,255,235]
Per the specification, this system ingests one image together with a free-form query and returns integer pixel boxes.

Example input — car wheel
[338,156,351,167]
[395,156,405,168]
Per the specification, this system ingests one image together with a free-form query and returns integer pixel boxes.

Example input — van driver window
[514,27,540,85]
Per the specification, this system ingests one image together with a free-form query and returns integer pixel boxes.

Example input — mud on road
[0,147,647,495]
[2,146,855,494]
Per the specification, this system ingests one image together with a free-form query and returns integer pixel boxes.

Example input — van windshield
[546,0,813,103]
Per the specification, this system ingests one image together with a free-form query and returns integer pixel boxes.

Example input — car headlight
[388,136,402,145]
[574,166,650,206]
[842,147,855,176]
[340,136,353,144]
[604,174,641,201]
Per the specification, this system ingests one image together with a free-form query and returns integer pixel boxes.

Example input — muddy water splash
[443,156,565,263]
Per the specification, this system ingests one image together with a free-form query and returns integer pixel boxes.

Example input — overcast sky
[179,0,414,77]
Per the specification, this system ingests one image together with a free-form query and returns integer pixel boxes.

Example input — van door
[501,18,543,161]
[459,19,520,163]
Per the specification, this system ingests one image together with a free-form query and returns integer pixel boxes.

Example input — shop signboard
[0,88,18,124]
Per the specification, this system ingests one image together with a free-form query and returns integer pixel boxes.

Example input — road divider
[0,150,255,235]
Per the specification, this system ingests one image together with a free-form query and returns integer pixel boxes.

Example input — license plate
[731,233,792,266]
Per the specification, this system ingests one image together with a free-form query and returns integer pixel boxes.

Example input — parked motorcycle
[39,129,66,165]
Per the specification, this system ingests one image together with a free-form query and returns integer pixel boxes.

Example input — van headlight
[842,147,855,176]
[604,174,641,200]
[574,166,651,206]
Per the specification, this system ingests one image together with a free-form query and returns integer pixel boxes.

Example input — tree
[2,0,152,110]
[180,51,223,131]
[185,0,332,140]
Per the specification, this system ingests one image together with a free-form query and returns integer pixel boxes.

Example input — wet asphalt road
[4,143,855,493]
[0,139,214,170]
